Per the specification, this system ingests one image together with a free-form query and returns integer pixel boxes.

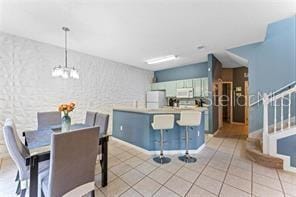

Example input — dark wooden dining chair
[40,127,99,197]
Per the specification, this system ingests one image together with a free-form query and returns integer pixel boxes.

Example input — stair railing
[250,81,296,107]
[262,85,296,154]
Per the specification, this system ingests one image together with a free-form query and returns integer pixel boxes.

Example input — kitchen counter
[113,106,208,114]
[112,107,207,153]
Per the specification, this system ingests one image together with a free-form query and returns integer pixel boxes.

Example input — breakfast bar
[112,107,208,153]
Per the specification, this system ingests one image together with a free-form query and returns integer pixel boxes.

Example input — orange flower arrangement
[58,102,75,115]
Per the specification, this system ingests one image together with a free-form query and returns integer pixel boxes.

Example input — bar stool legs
[179,126,197,163]
[153,129,171,164]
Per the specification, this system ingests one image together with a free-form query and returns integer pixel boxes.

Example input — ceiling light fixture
[52,27,79,79]
[145,55,178,64]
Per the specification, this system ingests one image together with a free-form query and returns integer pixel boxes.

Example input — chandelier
[52,27,79,79]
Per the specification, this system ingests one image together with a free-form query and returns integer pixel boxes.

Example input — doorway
[244,81,249,125]
[215,66,249,138]
[222,82,233,123]
[218,81,233,129]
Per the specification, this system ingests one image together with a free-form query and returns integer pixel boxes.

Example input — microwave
[176,88,194,98]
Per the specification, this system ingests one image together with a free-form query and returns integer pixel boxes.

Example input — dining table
[22,123,109,197]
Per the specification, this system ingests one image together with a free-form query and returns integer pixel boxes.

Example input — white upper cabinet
[151,82,166,91]
[176,80,184,88]
[184,79,193,88]
[151,83,158,91]
[165,81,177,97]
[176,79,193,88]
[193,78,202,97]
[201,77,209,97]
[151,77,208,98]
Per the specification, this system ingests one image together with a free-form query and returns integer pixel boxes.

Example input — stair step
[246,137,283,169]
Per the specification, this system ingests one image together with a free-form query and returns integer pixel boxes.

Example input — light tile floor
[1,136,296,197]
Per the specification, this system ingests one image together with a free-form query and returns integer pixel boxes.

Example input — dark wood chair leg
[29,155,39,197]
[90,190,95,197]
[15,170,19,181]
[16,180,21,195]
[20,188,27,197]
[101,137,108,187]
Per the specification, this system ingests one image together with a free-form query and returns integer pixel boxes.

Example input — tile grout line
[126,157,185,196]
[251,168,288,193]
[95,185,106,197]
[121,162,157,195]
[149,137,224,196]
[118,185,144,197]
[216,137,260,195]
[100,138,225,196]
[251,159,254,196]
[183,138,226,196]
[149,136,224,196]
[100,137,267,197]
[106,155,149,195]
[276,169,286,197]
[98,153,145,195]
[149,159,186,196]
[217,137,241,196]
[108,145,184,197]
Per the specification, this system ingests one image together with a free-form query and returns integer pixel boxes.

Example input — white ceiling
[0,0,295,71]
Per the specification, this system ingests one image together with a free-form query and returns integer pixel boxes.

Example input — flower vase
[62,114,71,132]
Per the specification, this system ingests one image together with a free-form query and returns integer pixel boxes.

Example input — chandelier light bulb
[70,68,79,79]
[51,27,79,79]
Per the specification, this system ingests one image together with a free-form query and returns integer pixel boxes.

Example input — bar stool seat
[177,111,201,163]
[151,114,174,164]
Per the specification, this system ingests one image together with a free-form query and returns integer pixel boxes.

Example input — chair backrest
[37,111,61,130]
[94,113,109,136]
[152,115,175,130]
[84,111,97,126]
[48,127,99,197]
[179,111,202,126]
[2,119,29,180]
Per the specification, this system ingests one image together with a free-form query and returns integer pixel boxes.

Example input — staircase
[246,137,283,169]
[246,82,296,172]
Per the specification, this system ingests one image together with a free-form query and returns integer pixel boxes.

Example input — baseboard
[270,153,296,173]
[212,129,220,136]
[248,129,262,139]
[111,136,205,155]
[232,122,245,125]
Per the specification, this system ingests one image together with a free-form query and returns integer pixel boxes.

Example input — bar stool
[177,111,201,163]
[151,114,174,164]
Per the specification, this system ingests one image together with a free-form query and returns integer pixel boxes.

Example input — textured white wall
[0,32,153,158]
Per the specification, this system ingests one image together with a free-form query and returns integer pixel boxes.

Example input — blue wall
[154,62,208,82]
[229,16,296,132]
[278,134,296,167]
